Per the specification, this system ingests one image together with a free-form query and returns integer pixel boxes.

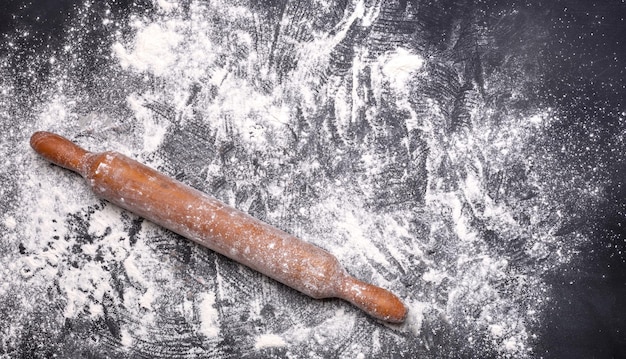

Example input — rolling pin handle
[30,131,90,175]
[338,274,408,323]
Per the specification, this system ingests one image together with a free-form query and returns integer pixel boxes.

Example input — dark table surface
[1,0,625,358]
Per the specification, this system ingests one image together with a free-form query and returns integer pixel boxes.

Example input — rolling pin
[30,131,407,323]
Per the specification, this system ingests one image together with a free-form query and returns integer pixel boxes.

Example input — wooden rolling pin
[30,131,407,323]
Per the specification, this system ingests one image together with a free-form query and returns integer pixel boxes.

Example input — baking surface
[1,0,625,357]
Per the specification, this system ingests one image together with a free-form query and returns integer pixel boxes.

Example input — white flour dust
[0,0,595,358]
[113,23,183,76]
[382,48,425,89]
[198,291,220,339]
[254,333,287,350]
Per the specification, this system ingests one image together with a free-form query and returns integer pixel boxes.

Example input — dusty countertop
[1,1,625,358]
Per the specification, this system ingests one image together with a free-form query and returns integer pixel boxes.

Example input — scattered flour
[113,22,183,76]
[3,215,16,230]
[198,291,220,339]
[120,328,134,348]
[405,300,428,336]
[154,0,178,12]
[422,269,447,284]
[382,48,425,89]
[254,333,287,350]
[0,0,586,358]
[126,93,169,152]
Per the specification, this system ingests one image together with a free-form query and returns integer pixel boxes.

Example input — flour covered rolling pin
[30,131,407,323]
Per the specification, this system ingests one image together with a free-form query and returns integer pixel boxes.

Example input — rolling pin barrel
[30,131,407,323]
